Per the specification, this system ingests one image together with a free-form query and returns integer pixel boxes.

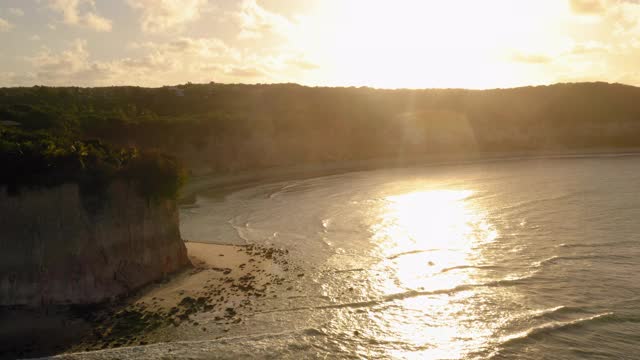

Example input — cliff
[0,180,190,306]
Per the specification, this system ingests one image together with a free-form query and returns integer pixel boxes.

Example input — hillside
[2,82,640,173]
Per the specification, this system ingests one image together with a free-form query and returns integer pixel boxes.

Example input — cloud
[48,0,112,32]
[126,0,207,33]
[49,0,82,24]
[25,39,163,85]
[236,0,294,40]
[608,1,640,36]
[0,72,37,86]
[286,58,320,70]
[0,18,12,32]
[84,12,112,31]
[134,37,238,60]
[510,52,552,64]
[19,36,283,86]
[8,8,24,17]
[228,66,264,77]
[569,41,610,55]
[30,35,41,41]
[569,0,605,14]
[30,39,91,76]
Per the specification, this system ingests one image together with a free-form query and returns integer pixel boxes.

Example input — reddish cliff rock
[0,181,190,305]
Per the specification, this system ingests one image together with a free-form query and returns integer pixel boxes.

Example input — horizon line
[1,81,636,92]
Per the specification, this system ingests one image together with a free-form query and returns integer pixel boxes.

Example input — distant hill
[2,82,640,173]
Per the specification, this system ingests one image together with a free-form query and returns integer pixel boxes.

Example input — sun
[292,0,572,89]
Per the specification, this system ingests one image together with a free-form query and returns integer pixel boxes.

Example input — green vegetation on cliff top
[0,126,186,201]
[2,81,640,175]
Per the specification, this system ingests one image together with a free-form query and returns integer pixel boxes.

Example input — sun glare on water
[367,188,501,357]
[373,189,497,261]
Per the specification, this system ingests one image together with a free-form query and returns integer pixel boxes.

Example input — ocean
[65,154,640,359]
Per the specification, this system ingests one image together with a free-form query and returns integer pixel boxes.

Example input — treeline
[2,82,640,173]
[0,126,186,210]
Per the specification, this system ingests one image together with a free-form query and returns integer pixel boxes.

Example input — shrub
[0,126,186,203]
[121,150,187,202]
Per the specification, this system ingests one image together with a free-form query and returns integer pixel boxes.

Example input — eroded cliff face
[0,181,190,305]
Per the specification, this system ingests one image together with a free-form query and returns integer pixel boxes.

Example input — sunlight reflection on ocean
[366,189,498,358]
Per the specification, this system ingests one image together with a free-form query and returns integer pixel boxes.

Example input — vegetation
[0,126,186,204]
[2,81,640,175]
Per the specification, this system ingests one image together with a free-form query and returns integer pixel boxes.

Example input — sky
[1,0,640,89]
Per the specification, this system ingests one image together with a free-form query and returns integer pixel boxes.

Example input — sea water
[63,155,640,359]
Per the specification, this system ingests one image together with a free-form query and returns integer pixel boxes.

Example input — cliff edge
[0,180,190,305]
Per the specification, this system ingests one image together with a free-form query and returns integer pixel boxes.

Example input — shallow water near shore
[69,155,640,359]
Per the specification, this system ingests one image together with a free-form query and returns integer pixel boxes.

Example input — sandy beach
[0,241,292,359]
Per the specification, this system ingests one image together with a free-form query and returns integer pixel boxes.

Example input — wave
[499,312,614,347]
[230,222,252,244]
[267,181,302,199]
[266,179,340,200]
[256,274,538,315]
[532,255,561,267]
[49,327,331,359]
[386,249,442,260]
[439,264,501,273]
[533,254,633,267]
[496,190,593,215]
[527,305,569,319]
[557,240,638,249]
[507,305,594,323]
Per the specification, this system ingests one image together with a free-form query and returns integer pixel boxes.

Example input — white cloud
[569,0,605,14]
[48,0,112,32]
[0,72,36,86]
[8,8,25,17]
[49,0,82,24]
[30,39,91,76]
[20,36,280,86]
[510,52,552,64]
[26,38,170,85]
[84,11,112,31]
[569,41,610,55]
[236,0,294,40]
[227,66,264,78]
[0,18,12,32]
[286,58,320,70]
[30,35,41,41]
[610,1,640,37]
[126,0,207,33]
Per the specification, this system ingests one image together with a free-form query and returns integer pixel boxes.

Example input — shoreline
[180,147,640,203]
[7,148,640,358]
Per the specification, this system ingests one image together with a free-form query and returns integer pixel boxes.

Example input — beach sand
[131,241,288,314]
[69,241,291,351]
[0,241,291,359]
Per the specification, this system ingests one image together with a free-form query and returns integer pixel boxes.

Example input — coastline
[7,148,640,359]
[180,147,640,203]
[1,241,292,359]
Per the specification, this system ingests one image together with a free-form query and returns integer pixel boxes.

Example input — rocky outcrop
[0,181,190,305]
